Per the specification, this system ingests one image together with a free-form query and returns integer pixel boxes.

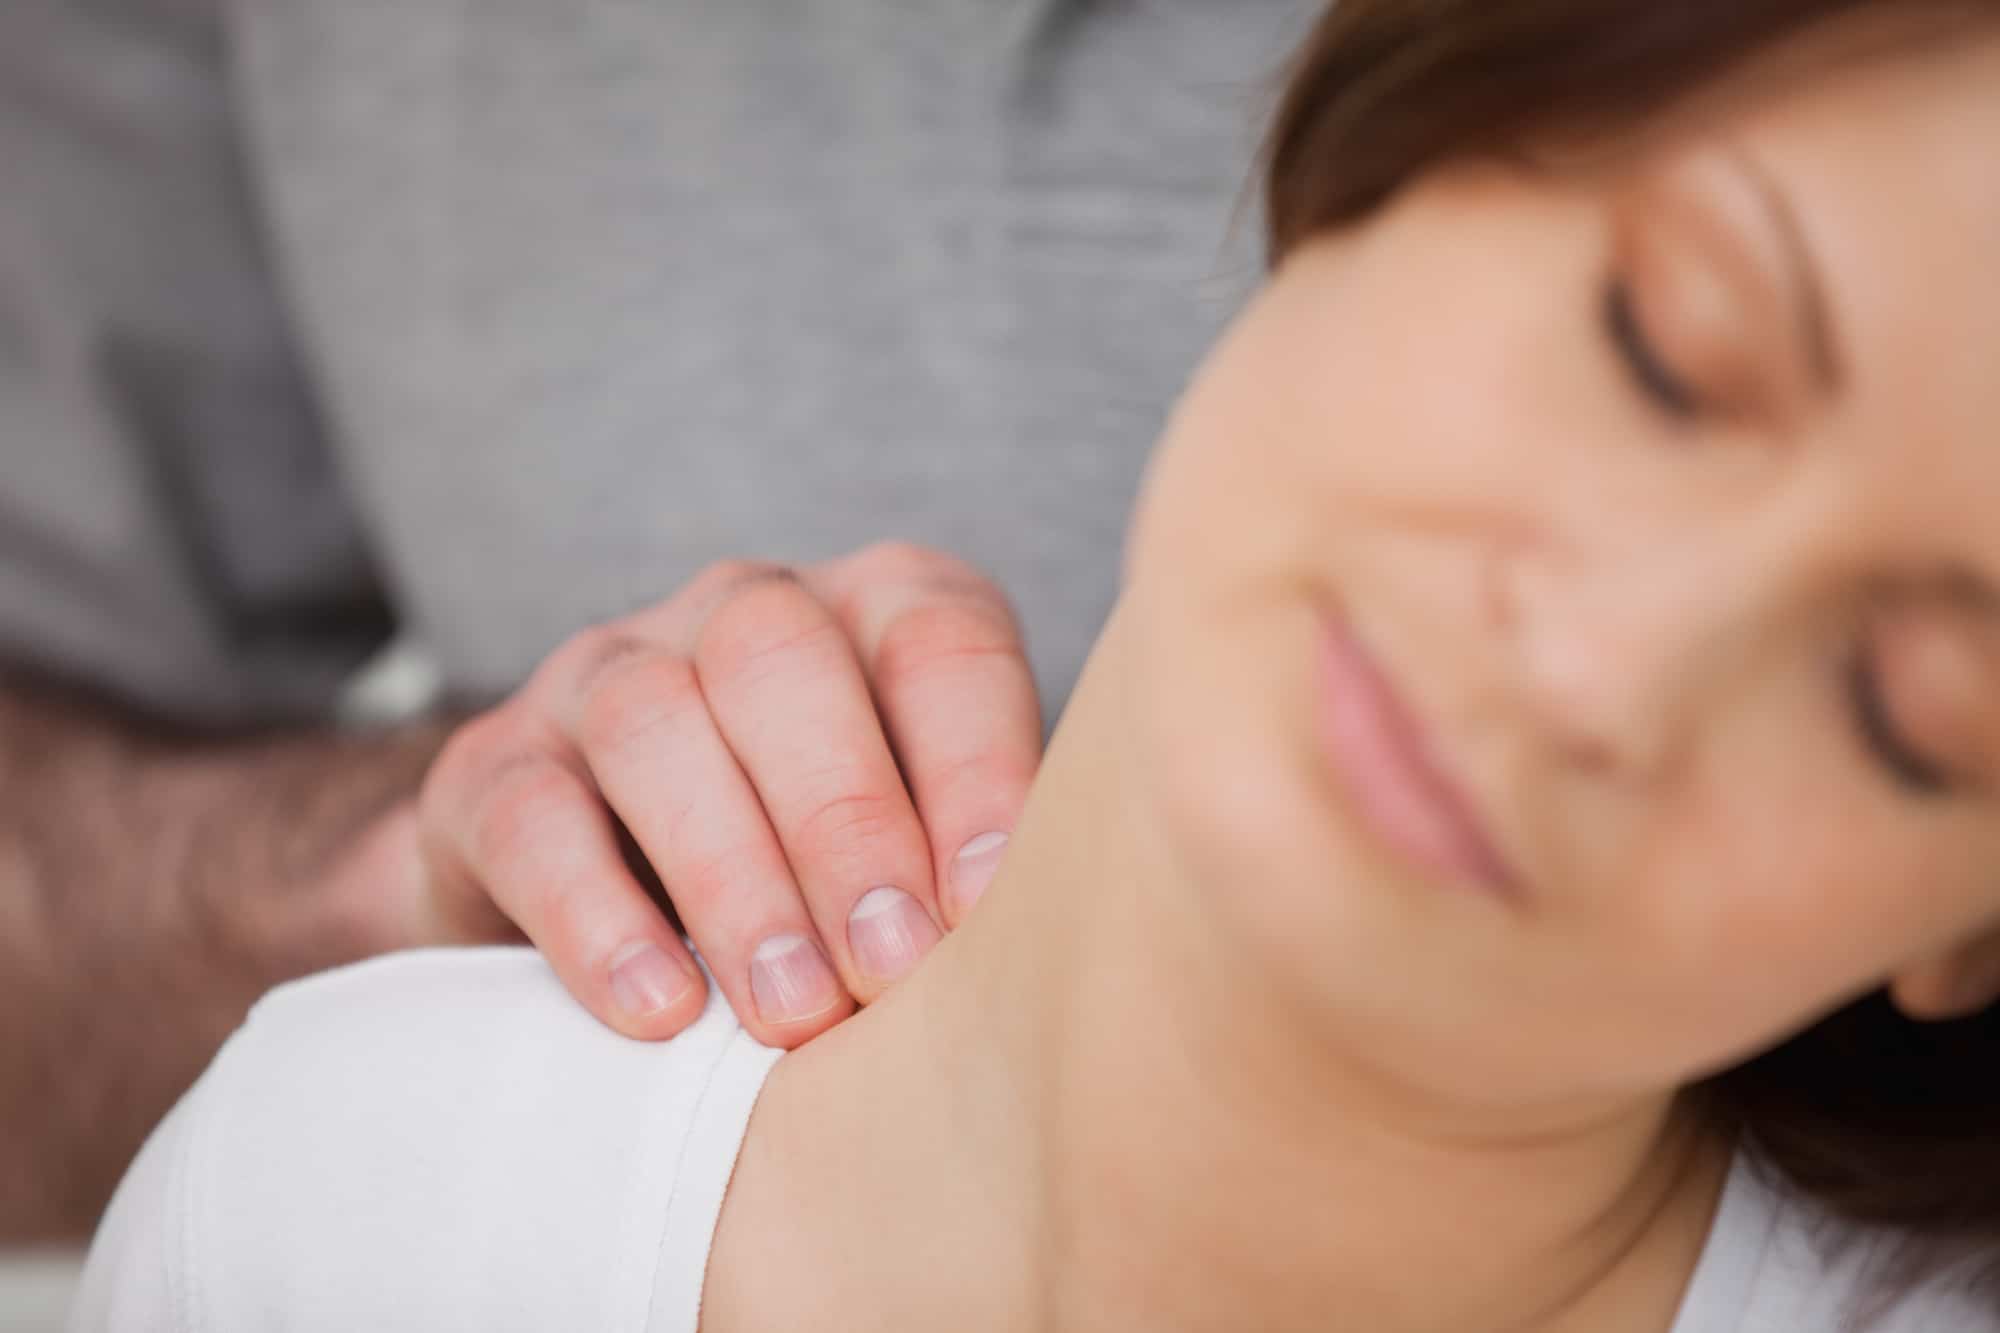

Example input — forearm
[0,677,453,1241]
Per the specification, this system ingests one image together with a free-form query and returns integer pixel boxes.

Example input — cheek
[1121,505,1329,890]
[1119,435,1465,1071]
[1132,169,1618,601]
[1256,196,1621,528]
[1117,293,1345,890]
[1609,728,1989,1078]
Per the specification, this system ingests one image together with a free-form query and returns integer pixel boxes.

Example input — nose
[1486,527,1777,780]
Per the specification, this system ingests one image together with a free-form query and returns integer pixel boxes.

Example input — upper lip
[1319,610,1525,900]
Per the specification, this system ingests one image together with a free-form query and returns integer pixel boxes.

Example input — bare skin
[704,614,1734,1333]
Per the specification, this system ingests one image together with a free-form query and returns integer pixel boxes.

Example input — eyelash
[1603,278,1701,422]
[1844,649,1951,798]
[1603,275,1950,799]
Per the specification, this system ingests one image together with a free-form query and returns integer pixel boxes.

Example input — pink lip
[1317,612,1520,899]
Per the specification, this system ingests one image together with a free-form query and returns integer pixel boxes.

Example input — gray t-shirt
[2,0,1315,723]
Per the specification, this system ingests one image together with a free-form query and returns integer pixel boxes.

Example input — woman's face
[1121,20,2000,1111]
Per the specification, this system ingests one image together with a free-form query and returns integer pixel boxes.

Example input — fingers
[547,627,858,1045]
[683,574,945,1005]
[414,544,1041,1051]
[807,542,1043,926]
[419,711,709,1039]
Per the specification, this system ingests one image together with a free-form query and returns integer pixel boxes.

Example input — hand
[414,542,1043,1047]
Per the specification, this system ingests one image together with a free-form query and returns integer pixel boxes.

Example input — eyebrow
[1726,146,1845,395]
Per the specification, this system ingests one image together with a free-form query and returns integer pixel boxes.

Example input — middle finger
[692,575,945,1001]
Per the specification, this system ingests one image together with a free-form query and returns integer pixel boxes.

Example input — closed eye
[1604,278,1702,423]
[1845,648,1951,798]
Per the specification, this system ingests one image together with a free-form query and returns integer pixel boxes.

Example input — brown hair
[1261,1,2000,1324]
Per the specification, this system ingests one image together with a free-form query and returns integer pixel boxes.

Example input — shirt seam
[637,1025,744,1333]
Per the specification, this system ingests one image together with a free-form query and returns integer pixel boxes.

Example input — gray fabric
[0,0,390,722]
[3,0,1317,724]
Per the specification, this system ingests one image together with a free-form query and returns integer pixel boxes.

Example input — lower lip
[1316,613,1518,899]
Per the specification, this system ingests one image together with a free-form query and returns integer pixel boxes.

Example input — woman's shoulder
[73,947,781,1332]
[1678,1147,2000,1332]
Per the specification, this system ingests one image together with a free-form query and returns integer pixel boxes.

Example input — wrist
[177,726,449,992]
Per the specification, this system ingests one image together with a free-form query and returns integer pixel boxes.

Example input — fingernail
[608,942,694,1020]
[847,886,941,983]
[750,935,842,1025]
[948,832,1010,919]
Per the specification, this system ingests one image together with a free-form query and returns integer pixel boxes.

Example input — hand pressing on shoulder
[413,541,1042,1047]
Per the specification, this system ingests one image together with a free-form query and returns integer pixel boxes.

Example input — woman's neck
[703,606,1732,1333]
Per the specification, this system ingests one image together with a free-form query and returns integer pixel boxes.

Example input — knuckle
[696,580,845,682]
[793,787,907,856]
[853,540,999,599]
[422,710,514,815]
[466,756,579,874]
[574,650,703,762]
[698,556,789,589]
[554,625,654,699]
[827,545,1013,643]
[535,865,607,950]
[925,750,1038,814]
[654,840,760,919]
[872,597,1025,694]
[851,539,945,581]
[684,559,798,620]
